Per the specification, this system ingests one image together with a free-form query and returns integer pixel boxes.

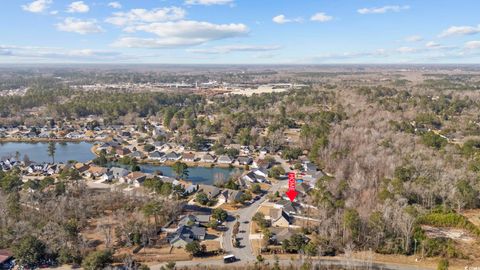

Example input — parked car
[223,255,237,264]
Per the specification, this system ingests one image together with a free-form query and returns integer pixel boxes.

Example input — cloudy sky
[1,0,480,64]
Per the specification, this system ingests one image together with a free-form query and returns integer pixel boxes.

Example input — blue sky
[1,0,480,64]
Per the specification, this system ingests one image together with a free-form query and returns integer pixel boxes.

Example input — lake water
[0,142,241,185]
[0,142,95,163]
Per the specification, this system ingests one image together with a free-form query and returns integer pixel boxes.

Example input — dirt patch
[219,204,241,211]
[202,240,221,252]
[257,205,274,217]
[422,225,476,243]
[251,239,263,256]
[121,246,191,263]
[251,219,261,233]
[462,209,480,227]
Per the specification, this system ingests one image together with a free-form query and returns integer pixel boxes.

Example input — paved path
[150,257,432,270]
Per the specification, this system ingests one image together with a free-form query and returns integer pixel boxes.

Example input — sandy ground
[422,225,476,243]
[132,246,191,263]
[229,86,290,96]
[463,209,480,227]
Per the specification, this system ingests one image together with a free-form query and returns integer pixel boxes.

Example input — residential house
[242,169,268,183]
[253,168,268,179]
[130,151,144,159]
[184,184,199,195]
[259,147,269,155]
[273,200,302,215]
[178,214,210,227]
[217,155,234,164]
[110,167,129,181]
[86,166,108,178]
[240,145,253,155]
[74,162,90,174]
[46,164,61,175]
[303,161,317,173]
[168,225,206,248]
[219,189,244,204]
[125,172,147,187]
[198,184,221,199]
[96,142,112,152]
[27,164,42,174]
[182,152,196,162]
[159,143,173,152]
[252,159,273,170]
[66,132,84,139]
[27,164,44,174]
[38,131,51,138]
[201,153,216,163]
[165,152,181,161]
[269,208,291,227]
[237,156,253,165]
[271,228,295,245]
[99,171,113,182]
[149,151,165,161]
[116,148,131,157]
[153,141,165,150]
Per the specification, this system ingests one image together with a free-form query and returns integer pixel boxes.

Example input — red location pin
[286,172,298,202]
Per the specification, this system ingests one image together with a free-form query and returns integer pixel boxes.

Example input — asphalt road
[220,179,286,262]
[151,257,432,270]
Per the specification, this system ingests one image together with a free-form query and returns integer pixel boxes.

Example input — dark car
[223,255,237,263]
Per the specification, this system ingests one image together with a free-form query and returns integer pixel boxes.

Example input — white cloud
[67,1,89,13]
[188,44,281,54]
[106,7,186,26]
[185,0,233,6]
[465,41,480,50]
[50,10,59,15]
[272,14,302,24]
[108,2,122,9]
[405,35,423,42]
[56,18,103,34]
[310,12,333,22]
[423,41,457,51]
[358,5,410,15]
[425,41,441,48]
[272,15,287,24]
[396,46,417,53]
[22,0,52,13]
[113,20,248,48]
[439,25,480,38]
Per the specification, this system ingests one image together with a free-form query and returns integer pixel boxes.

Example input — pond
[0,142,95,163]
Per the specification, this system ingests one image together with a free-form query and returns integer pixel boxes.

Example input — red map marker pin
[286,172,298,202]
